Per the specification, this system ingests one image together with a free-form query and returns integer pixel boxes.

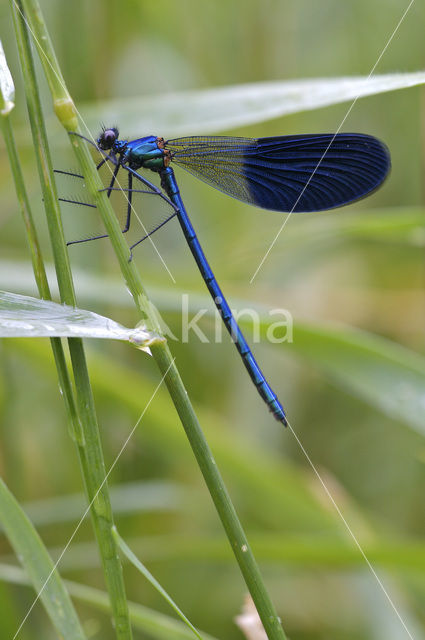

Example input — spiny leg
[66,132,118,170]
[67,165,123,245]
[129,212,177,260]
[120,165,180,260]
[53,153,119,211]
[62,149,177,249]
[64,159,123,245]
[106,161,120,196]
[99,183,176,242]
[99,187,167,196]
[98,172,145,235]
[55,171,95,208]
[58,159,176,213]
[123,172,133,233]
[54,168,84,179]
[67,167,139,245]
[96,155,109,171]
[68,131,104,152]
[67,233,109,246]
[59,197,96,209]
[54,150,116,182]
[123,165,179,213]
[124,178,177,259]
[66,172,117,245]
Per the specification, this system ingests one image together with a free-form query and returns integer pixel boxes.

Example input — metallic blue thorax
[120,136,166,171]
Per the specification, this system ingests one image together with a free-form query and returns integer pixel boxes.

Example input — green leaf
[0,39,15,115]
[284,206,425,247]
[11,337,345,537]
[4,273,424,436]
[0,479,86,639]
[20,533,425,574]
[16,481,189,528]
[150,296,425,436]
[0,290,158,349]
[0,564,220,640]
[290,321,425,436]
[79,72,425,136]
[113,528,204,640]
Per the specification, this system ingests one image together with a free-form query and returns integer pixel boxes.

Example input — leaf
[90,286,425,436]
[113,528,204,640]
[20,533,425,574]
[152,295,425,436]
[0,290,158,350]
[4,270,425,436]
[286,206,425,246]
[0,564,220,640]
[12,338,345,536]
[79,72,425,136]
[289,321,425,437]
[17,481,188,527]
[0,479,86,639]
[0,39,14,116]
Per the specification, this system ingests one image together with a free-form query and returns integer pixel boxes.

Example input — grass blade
[0,479,86,639]
[0,564,220,640]
[12,2,134,636]
[78,72,425,136]
[0,290,158,348]
[113,527,204,640]
[21,1,288,637]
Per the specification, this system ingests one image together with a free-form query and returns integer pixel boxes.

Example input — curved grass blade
[11,3,135,636]
[78,72,425,136]
[0,39,15,115]
[34,533,425,574]
[0,564,219,640]
[6,276,424,435]
[12,1,289,632]
[0,290,159,349]
[141,294,425,435]
[16,481,188,528]
[287,321,425,436]
[0,479,86,639]
[112,528,204,640]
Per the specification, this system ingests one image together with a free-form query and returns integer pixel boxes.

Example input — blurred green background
[0,1,424,639]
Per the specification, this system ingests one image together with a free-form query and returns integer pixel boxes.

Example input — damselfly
[59,129,391,426]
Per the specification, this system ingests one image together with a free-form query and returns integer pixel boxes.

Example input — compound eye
[97,127,118,150]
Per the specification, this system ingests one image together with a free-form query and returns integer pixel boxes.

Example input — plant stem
[12,2,133,638]
[73,138,286,640]
[20,1,287,637]
[0,66,78,439]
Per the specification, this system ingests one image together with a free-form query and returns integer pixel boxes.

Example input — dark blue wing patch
[166,134,390,213]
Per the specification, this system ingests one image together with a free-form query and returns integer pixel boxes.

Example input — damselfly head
[97,127,119,150]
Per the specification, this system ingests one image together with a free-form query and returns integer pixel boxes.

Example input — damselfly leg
[56,138,178,248]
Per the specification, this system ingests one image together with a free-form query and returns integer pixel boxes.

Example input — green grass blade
[288,321,425,435]
[20,1,288,637]
[113,527,204,640]
[0,36,80,451]
[12,2,134,636]
[0,479,86,639]
[134,291,425,435]
[17,481,188,528]
[29,533,425,575]
[0,38,15,114]
[0,290,158,347]
[8,338,344,535]
[0,564,220,640]
[77,72,425,136]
